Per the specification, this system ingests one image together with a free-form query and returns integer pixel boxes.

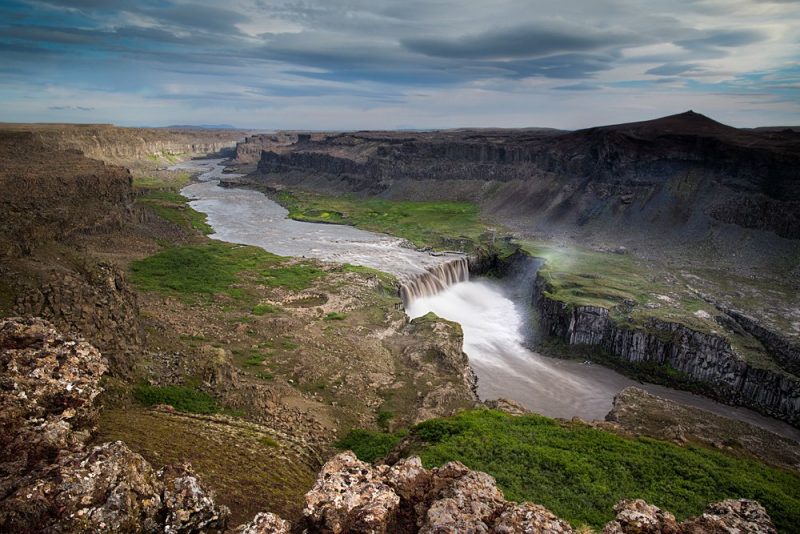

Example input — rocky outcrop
[604,498,776,534]
[0,318,229,532]
[0,131,135,256]
[533,276,800,426]
[12,261,143,376]
[299,452,574,533]
[234,133,299,163]
[267,451,777,533]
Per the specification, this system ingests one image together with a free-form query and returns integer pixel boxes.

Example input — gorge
[180,158,800,441]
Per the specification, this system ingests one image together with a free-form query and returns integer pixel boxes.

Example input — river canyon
[178,158,800,441]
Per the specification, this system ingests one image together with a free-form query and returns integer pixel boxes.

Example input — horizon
[1,0,799,130]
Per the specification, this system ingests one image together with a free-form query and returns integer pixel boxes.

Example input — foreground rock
[0,318,229,532]
[292,451,776,533]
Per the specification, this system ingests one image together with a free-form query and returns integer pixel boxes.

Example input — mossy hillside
[342,409,800,532]
[275,190,490,251]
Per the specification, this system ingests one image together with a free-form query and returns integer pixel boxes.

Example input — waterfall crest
[400,257,469,305]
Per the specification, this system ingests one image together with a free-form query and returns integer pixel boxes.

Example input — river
[175,158,800,441]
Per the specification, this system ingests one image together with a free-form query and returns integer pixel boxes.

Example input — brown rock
[303,451,400,533]
[603,499,679,534]
[234,512,292,533]
[493,503,574,533]
[681,499,776,534]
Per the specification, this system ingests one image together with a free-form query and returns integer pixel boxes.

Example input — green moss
[259,436,279,447]
[252,303,280,315]
[323,311,347,321]
[138,189,213,235]
[261,264,325,290]
[403,409,800,531]
[335,429,406,463]
[133,384,219,414]
[275,191,488,251]
[129,242,282,298]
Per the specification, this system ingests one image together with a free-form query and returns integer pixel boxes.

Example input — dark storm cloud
[402,22,643,60]
[676,28,767,51]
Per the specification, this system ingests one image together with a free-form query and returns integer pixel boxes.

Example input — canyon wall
[0,131,135,256]
[0,123,243,165]
[247,112,800,249]
[532,275,800,426]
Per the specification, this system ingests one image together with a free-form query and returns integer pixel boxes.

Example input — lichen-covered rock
[235,512,292,533]
[681,499,776,534]
[0,317,107,486]
[493,503,574,533]
[160,463,230,533]
[603,499,679,534]
[0,318,229,533]
[303,451,400,533]
[420,462,506,533]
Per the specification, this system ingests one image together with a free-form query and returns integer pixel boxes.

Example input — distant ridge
[164,124,239,130]
[580,110,739,136]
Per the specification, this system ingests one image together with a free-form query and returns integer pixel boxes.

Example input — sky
[1,0,799,130]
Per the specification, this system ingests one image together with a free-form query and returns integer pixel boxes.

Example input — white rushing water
[176,158,800,441]
[405,274,800,441]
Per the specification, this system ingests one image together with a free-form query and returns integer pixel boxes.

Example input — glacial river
[176,158,800,441]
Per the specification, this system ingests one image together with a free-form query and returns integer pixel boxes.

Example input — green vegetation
[132,173,191,191]
[137,188,213,234]
[252,303,280,315]
[372,409,800,531]
[133,384,219,414]
[275,191,488,251]
[376,409,394,430]
[520,240,784,372]
[323,311,347,321]
[129,242,326,302]
[335,429,405,463]
[262,264,325,290]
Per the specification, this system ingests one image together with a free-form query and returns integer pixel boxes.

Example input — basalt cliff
[242,111,800,251]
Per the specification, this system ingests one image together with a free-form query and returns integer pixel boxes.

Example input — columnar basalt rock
[532,276,800,426]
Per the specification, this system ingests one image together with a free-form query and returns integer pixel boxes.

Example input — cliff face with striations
[248,112,800,246]
[0,131,135,256]
[0,123,243,164]
[532,275,800,426]
[0,131,144,375]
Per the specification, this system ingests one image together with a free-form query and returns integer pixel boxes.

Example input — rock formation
[0,318,779,532]
[292,451,776,533]
[532,275,800,426]
[0,318,229,532]
[0,131,134,256]
[247,112,800,244]
[1,123,243,165]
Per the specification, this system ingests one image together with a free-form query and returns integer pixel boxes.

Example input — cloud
[48,105,95,111]
[402,22,644,60]
[0,0,798,127]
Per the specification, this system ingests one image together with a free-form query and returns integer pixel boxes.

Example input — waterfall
[400,257,469,305]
